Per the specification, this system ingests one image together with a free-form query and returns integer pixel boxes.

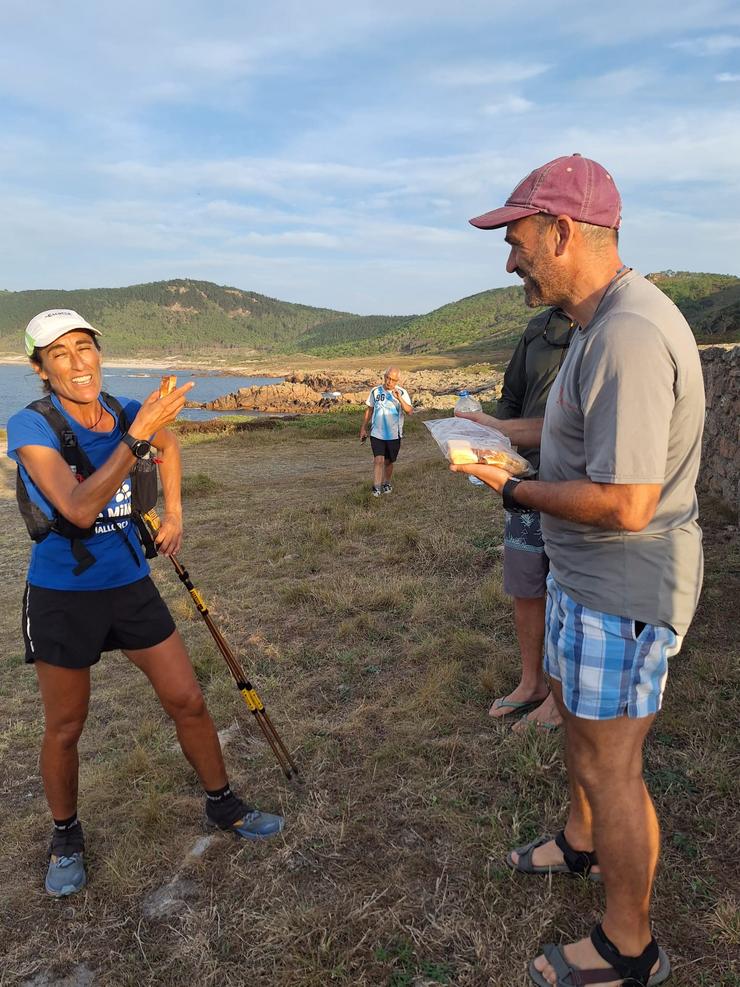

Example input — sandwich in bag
[424,417,533,476]
[159,375,178,397]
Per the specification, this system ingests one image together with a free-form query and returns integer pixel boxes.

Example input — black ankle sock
[50,817,85,856]
[204,785,250,828]
[205,783,233,803]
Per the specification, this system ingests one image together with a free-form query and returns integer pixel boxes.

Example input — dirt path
[180,428,436,499]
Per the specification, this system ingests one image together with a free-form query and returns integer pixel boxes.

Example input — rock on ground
[199,368,504,414]
[141,877,198,921]
[204,381,326,413]
[21,965,95,987]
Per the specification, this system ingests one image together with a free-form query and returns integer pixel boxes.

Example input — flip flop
[489,695,546,719]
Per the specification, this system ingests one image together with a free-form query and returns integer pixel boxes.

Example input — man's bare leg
[383,460,394,484]
[373,455,385,489]
[531,681,659,985]
[509,680,597,872]
[490,595,550,717]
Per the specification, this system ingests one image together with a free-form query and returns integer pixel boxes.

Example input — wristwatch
[121,432,152,459]
[501,476,527,513]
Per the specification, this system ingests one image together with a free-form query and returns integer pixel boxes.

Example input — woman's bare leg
[125,630,227,790]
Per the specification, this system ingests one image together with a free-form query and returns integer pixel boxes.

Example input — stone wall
[700,344,739,517]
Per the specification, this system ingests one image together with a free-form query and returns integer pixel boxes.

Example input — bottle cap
[458,390,469,396]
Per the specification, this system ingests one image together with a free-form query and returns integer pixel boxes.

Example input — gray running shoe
[381,482,393,494]
[46,823,86,897]
[371,486,382,497]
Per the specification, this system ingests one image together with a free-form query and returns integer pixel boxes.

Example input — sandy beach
[0,354,269,374]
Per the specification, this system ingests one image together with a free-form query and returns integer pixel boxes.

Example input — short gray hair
[576,220,619,250]
[534,213,618,250]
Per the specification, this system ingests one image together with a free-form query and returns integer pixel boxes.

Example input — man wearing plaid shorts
[455,155,704,986]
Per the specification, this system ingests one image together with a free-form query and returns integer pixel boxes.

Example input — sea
[0,364,284,428]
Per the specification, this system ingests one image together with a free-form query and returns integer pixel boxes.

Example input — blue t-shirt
[365,385,410,440]
[7,393,150,590]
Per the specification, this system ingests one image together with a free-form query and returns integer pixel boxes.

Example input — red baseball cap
[469,154,622,230]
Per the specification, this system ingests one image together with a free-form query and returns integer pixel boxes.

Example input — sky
[1,1,739,315]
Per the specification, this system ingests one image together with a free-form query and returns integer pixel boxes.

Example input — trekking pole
[140,509,299,781]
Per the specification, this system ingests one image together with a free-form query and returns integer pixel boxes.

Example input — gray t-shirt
[539,270,705,635]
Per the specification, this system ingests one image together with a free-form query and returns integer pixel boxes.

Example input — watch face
[125,434,151,458]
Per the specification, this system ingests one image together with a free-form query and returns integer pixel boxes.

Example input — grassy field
[0,412,738,986]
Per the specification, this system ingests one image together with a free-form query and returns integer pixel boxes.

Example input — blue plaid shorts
[543,575,681,720]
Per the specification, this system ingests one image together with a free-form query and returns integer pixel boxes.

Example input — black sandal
[506,829,601,882]
[528,923,672,985]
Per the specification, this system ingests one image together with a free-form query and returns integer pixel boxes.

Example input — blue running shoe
[205,794,284,840]
[46,823,86,897]
[226,809,284,840]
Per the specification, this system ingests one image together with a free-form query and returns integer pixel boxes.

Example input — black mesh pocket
[131,457,158,513]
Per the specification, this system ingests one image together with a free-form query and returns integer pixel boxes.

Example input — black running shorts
[369,437,401,462]
[22,577,176,669]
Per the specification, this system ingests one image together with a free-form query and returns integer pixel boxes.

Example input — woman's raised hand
[128,381,195,439]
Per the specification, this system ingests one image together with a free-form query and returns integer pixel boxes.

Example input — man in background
[458,307,574,732]
[360,368,413,497]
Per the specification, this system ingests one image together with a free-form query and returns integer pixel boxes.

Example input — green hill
[394,287,536,354]
[0,271,736,361]
[0,280,400,357]
[647,271,740,338]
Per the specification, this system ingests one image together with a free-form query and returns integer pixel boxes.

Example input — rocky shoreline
[189,367,504,414]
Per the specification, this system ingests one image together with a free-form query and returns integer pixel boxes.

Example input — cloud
[671,34,740,55]
[96,157,397,205]
[169,41,258,78]
[564,0,740,45]
[579,67,656,96]
[432,61,550,86]
[227,231,342,249]
[482,96,534,115]
[563,110,740,186]
[1,2,739,312]
[0,3,412,114]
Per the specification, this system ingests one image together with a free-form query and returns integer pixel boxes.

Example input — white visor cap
[25,309,101,357]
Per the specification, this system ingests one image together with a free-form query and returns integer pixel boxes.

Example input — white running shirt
[366,386,410,440]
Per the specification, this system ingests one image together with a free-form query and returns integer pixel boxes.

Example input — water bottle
[468,475,486,487]
[454,390,482,414]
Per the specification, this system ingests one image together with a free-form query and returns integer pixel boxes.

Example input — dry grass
[0,418,738,985]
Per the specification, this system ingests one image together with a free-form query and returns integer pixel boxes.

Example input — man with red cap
[455,155,704,985]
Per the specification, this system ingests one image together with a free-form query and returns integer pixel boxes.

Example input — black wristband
[501,477,527,513]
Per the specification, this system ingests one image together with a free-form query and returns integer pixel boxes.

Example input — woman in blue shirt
[8,309,283,897]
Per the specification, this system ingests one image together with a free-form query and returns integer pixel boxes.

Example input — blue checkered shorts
[543,575,681,720]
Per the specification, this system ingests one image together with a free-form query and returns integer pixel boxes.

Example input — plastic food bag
[424,417,534,477]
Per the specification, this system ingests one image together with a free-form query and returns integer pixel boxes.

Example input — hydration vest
[15,393,159,575]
